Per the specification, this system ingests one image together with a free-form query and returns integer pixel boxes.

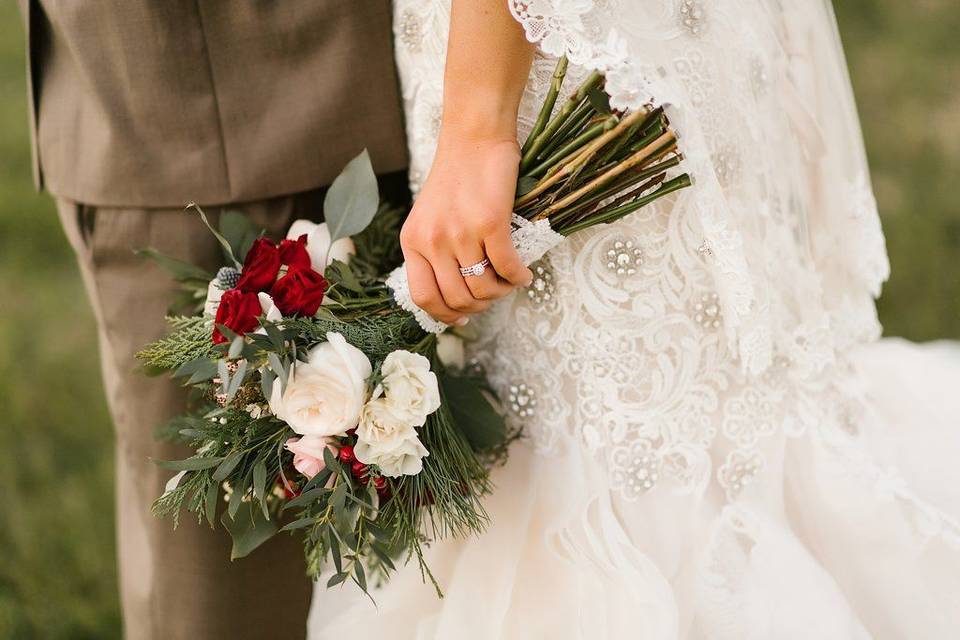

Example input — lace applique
[392,0,892,503]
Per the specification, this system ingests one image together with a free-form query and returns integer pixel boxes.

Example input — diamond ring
[459,258,491,277]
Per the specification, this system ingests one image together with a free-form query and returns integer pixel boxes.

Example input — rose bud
[237,237,281,292]
[338,444,355,463]
[212,289,262,343]
[269,266,327,316]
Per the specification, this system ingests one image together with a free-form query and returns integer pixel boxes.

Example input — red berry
[338,445,355,463]
[373,476,387,491]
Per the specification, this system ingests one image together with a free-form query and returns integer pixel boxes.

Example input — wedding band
[459,258,491,277]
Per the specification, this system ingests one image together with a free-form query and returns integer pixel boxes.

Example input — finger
[404,250,467,325]
[455,242,514,302]
[433,254,491,314]
[484,226,534,287]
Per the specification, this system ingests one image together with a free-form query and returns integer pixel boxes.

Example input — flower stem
[520,56,568,157]
[519,70,603,172]
[534,128,676,220]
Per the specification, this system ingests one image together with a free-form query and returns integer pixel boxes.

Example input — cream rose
[379,350,441,426]
[268,332,372,436]
[286,219,356,271]
[353,398,429,477]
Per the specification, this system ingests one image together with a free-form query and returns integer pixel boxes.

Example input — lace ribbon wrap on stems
[386,214,565,333]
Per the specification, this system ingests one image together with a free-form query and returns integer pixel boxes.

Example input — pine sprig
[137,316,215,373]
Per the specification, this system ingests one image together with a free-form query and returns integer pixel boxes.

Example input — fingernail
[522,270,534,287]
[454,316,470,327]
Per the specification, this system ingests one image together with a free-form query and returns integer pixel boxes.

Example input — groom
[18,1,408,638]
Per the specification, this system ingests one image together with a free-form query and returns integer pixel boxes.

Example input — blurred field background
[1,1,958,638]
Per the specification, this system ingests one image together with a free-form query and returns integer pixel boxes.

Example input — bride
[310,1,960,637]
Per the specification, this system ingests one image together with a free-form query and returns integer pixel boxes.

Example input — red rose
[212,289,262,343]
[237,237,281,292]
[269,266,327,316]
[278,234,312,271]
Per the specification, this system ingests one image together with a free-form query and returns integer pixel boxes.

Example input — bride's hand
[400,129,534,325]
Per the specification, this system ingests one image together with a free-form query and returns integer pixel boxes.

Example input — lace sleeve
[507,1,662,109]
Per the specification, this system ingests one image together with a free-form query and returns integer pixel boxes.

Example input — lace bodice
[391,0,890,501]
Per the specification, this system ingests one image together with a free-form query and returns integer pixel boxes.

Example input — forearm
[440,0,535,143]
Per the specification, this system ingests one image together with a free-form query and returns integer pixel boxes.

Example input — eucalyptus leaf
[331,482,347,516]
[219,210,261,262]
[441,374,508,451]
[221,501,277,560]
[185,361,219,385]
[264,322,285,353]
[326,572,349,588]
[204,481,219,527]
[228,479,244,518]
[323,149,379,243]
[253,459,268,505]
[260,366,275,402]
[228,336,244,360]
[280,517,316,532]
[328,527,342,574]
[300,469,333,494]
[174,357,218,381]
[371,542,396,571]
[218,360,231,395]
[267,352,288,391]
[354,561,367,592]
[212,453,243,482]
[226,359,248,401]
[282,486,327,511]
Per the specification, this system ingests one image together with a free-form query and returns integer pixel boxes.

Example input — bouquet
[137,56,690,597]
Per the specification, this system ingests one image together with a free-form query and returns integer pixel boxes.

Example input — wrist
[439,87,520,145]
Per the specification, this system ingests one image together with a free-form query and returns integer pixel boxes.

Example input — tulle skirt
[307,339,960,639]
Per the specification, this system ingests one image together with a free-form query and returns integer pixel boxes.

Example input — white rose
[268,332,372,436]
[354,398,429,477]
[379,350,441,427]
[203,279,225,317]
[287,219,356,272]
[436,333,465,369]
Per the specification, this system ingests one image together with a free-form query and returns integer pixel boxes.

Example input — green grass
[0,6,120,640]
[0,2,957,638]
[836,0,960,339]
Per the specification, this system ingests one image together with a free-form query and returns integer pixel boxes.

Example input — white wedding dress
[308,2,960,638]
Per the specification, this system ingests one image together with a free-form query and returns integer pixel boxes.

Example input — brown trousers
[55,176,406,640]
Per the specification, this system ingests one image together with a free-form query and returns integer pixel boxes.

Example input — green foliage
[218,210,261,263]
[323,148,380,243]
[351,202,407,276]
[135,316,216,374]
[285,312,426,361]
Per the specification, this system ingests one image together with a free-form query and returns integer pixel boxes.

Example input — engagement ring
[459,258,491,277]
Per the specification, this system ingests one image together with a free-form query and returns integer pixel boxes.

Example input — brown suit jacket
[19,0,408,207]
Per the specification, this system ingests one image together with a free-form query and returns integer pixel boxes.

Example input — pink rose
[284,435,337,479]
